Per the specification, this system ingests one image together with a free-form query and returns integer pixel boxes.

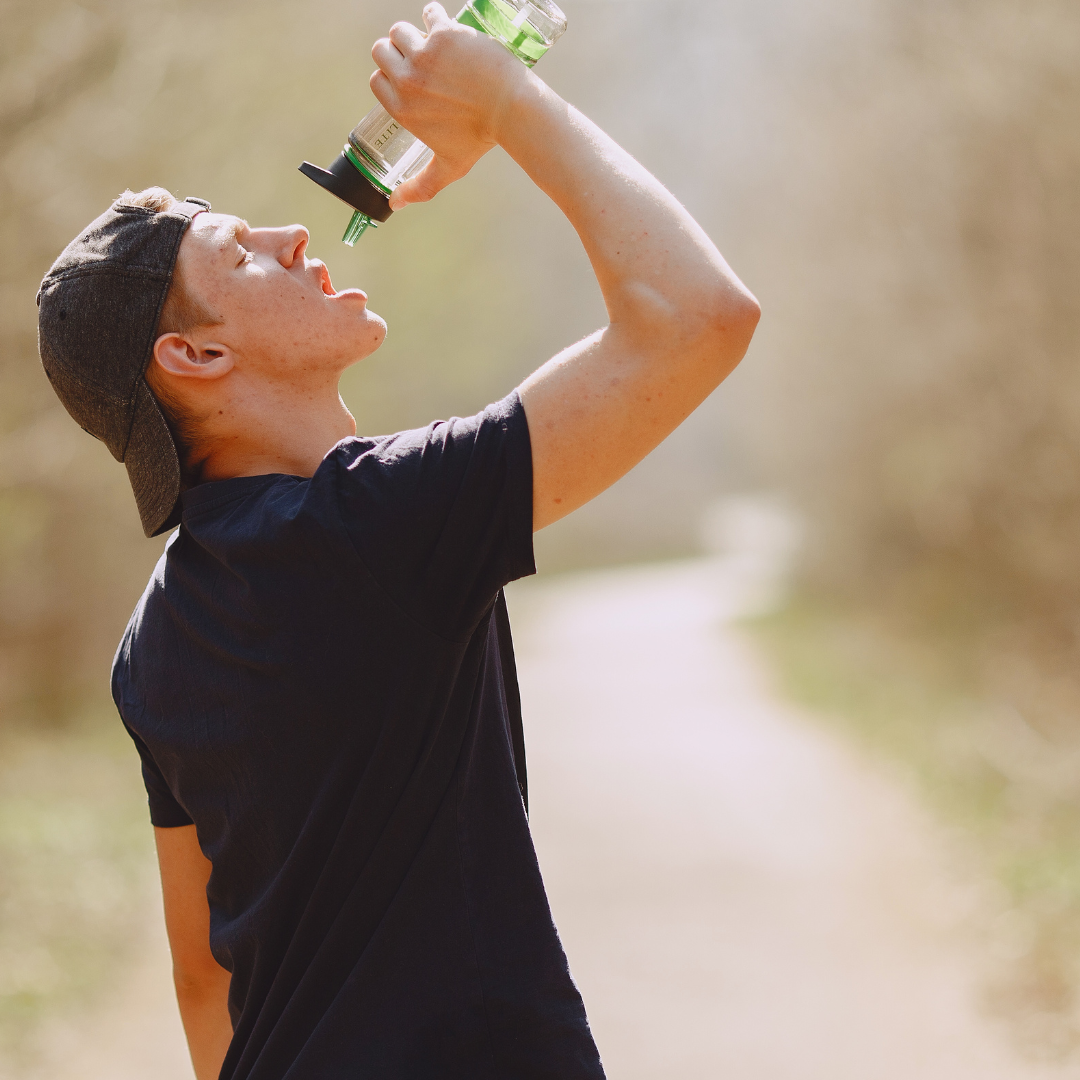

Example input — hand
[369,2,530,209]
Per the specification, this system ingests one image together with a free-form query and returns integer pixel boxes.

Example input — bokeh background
[2,0,1079,1072]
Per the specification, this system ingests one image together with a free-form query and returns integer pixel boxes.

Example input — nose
[258,224,309,268]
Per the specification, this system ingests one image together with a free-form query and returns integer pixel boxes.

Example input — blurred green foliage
[739,0,1080,1044]
[0,0,758,733]
[0,0,757,1059]
[3,0,1080,1064]
[0,719,152,1065]
[738,0,1080,738]
[753,598,1080,1058]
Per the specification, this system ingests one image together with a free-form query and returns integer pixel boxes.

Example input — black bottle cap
[299,152,394,222]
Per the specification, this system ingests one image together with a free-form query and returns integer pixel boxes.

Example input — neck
[196,375,357,483]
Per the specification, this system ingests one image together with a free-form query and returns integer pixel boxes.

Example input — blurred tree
[745,0,1080,737]
[12,0,1075,740]
[0,0,143,725]
[0,0,649,729]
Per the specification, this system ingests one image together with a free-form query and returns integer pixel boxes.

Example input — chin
[340,311,387,367]
[366,309,388,345]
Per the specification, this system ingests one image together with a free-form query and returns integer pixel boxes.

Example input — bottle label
[372,120,401,151]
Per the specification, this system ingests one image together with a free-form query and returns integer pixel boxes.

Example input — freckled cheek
[273,293,315,336]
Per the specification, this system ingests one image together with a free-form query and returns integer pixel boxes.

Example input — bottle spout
[342,211,376,246]
[298,154,392,247]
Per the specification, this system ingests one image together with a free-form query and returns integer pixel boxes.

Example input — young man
[36,5,758,1078]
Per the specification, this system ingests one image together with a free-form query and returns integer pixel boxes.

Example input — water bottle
[300,0,567,244]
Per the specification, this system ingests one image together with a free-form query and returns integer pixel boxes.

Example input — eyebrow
[218,218,250,251]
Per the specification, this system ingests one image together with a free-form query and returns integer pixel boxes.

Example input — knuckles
[396,67,428,95]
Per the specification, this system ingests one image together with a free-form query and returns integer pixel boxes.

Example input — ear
[152,332,235,381]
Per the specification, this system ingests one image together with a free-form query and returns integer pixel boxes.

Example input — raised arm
[372,3,759,530]
[508,90,758,528]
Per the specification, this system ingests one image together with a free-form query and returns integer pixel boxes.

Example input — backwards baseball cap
[36,195,211,538]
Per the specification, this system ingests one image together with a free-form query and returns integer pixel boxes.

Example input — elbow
[699,286,760,376]
[741,289,762,334]
[720,287,761,349]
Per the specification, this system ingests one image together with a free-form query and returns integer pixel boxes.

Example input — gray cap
[36,195,210,537]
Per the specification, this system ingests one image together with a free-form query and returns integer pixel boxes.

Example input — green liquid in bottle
[460,0,553,66]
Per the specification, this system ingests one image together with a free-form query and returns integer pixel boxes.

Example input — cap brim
[124,379,183,538]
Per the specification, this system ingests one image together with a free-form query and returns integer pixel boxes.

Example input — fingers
[388,20,426,56]
[376,5,449,78]
[369,68,401,116]
[421,2,451,33]
[371,35,409,79]
[389,155,469,210]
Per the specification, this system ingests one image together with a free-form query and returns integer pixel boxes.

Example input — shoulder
[111,538,173,705]
[326,392,530,486]
[323,393,534,633]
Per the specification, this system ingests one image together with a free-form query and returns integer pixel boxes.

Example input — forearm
[176,970,233,1080]
[374,9,753,344]
[496,75,755,342]
[505,75,758,526]
[372,3,759,528]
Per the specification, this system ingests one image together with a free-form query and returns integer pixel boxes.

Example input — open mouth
[312,258,367,304]
[317,262,336,297]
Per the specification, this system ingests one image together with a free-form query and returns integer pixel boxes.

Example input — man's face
[178,212,386,383]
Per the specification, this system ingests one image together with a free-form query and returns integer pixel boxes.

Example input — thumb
[389,154,468,210]
[421,2,451,32]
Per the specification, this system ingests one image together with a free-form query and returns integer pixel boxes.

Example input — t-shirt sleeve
[122,719,195,828]
[334,390,535,636]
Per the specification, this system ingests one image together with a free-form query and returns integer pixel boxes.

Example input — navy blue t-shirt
[111,392,605,1080]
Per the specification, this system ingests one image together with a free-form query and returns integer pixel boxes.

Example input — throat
[199,393,356,482]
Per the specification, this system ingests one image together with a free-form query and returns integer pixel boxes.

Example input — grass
[0,714,157,1069]
[750,594,1080,1061]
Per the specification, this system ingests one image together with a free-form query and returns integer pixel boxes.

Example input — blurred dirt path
[507,556,1074,1080]
[25,555,1076,1079]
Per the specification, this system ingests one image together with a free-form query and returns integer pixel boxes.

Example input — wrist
[491,68,549,150]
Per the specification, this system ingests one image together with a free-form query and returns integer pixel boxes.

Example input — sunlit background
[2,0,1079,1074]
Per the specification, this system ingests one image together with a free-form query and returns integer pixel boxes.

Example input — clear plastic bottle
[300,0,567,244]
